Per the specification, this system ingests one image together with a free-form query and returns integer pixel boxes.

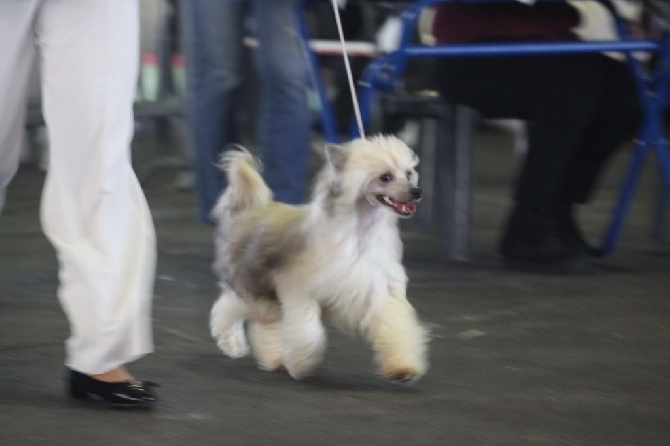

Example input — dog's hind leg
[249,320,284,372]
[247,300,284,372]
[277,282,327,380]
[210,286,250,358]
[364,296,429,384]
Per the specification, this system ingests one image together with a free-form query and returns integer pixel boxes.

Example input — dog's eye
[406,171,413,180]
[379,173,394,183]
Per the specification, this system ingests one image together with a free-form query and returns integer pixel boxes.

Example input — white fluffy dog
[210,135,429,384]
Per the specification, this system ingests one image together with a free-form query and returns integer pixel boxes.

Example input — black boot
[499,205,589,273]
[555,205,598,257]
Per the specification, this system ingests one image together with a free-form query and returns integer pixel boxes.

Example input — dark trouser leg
[560,56,641,205]
[181,0,246,224]
[555,56,640,251]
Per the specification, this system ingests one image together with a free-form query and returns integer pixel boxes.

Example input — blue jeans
[181,0,311,223]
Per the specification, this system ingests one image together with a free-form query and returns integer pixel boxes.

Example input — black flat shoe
[67,368,158,409]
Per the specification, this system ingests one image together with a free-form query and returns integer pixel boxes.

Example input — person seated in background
[428,1,642,272]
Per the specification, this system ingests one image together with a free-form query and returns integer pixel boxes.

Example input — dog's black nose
[411,187,422,201]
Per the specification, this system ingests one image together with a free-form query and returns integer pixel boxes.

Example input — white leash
[329,0,366,139]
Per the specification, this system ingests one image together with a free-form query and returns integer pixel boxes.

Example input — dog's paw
[286,366,315,381]
[285,357,320,381]
[217,337,249,358]
[257,360,285,373]
[383,367,423,385]
[214,325,250,358]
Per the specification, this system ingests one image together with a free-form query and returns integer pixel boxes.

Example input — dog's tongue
[397,202,417,216]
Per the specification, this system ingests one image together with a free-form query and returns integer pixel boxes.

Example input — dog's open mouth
[376,195,417,217]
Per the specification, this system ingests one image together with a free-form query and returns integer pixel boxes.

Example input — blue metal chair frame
[298,0,670,255]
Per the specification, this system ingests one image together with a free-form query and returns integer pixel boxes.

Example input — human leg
[555,57,640,253]
[37,0,156,379]
[254,0,311,204]
[560,56,641,205]
[0,1,40,213]
[181,0,246,223]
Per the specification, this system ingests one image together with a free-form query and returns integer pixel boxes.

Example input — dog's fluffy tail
[213,148,272,218]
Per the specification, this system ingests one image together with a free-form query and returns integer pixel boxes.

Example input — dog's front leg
[248,300,284,372]
[365,294,428,384]
[277,282,326,380]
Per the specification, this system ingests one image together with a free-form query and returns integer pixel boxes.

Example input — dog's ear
[325,144,348,171]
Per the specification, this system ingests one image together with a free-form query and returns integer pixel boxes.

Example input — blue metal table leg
[596,140,650,256]
[598,76,670,255]
[651,136,670,240]
[348,56,393,139]
[654,136,670,197]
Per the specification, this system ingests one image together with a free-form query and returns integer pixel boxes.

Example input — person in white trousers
[0,0,158,408]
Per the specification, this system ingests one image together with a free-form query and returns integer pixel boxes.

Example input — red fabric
[432,3,580,44]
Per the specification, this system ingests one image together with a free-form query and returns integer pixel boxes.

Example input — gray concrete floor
[1,126,669,445]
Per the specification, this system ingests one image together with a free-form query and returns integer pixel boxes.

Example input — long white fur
[210,135,429,383]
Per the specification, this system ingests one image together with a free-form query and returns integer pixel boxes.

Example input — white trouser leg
[36,0,156,374]
[0,1,40,213]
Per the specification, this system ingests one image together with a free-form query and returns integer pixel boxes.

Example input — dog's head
[321,135,421,218]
